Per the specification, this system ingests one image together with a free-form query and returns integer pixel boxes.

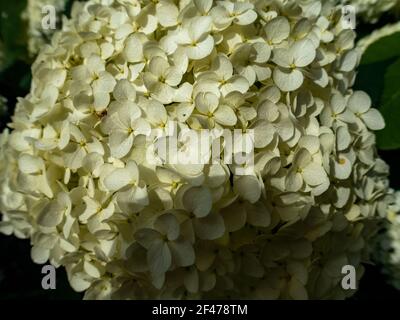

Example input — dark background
[0,5,400,300]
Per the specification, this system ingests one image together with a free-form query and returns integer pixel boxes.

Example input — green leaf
[382,58,400,106]
[354,58,396,106]
[377,91,400,150]
[375,58,400,150]
[360,32,400,65]
[354,32,400,150]
[0,0,29,68]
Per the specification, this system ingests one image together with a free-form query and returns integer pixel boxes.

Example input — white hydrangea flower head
[0,0,391,299]
[339,0,400,23]
[22,0,67,55]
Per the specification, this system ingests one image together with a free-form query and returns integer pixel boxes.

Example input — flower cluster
[373,190,400,290]
[0,0,391,299]
[340,0,400,23]
[22,0,67,55]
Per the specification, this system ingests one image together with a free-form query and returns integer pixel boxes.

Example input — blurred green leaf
[360,32,400,65]
[376,58,400,149]
[19,72,31,92]
[382,58,400,105]
[354,58,395,106]
[377,91,400,149]
[0,0,28,68]
[355,32,400,150]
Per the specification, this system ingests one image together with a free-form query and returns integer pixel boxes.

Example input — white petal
[154,213,180,241]
[31,246,50,264]
[273,68,304,92]
[169,240,195,267]
[113,79,136,102]
[109,132,134,158]
[103,162,138,191]
[126,243,148,272]
[348,91,371,113]
[194,0,212,14]
[149,56,169,77]
[303,162,328,186]
[183,187,212,218]
[37,205,64,228]
[189,16,212,41]
[332,156,352,180]
[157,1,179,27]
[265,16,290,44]
[194,212,225,240]
[235,9,257,25]
[214,105,237,126]
[135,228,161,249]
[184,267,199,293]
[272,48,292,67]
[247,202,271,227]
[195,92,219,115]
[292,39,316,67]
[148,241,171,275]
[252,120,275,148]
[233,175,261,203]
[186,35,214,60]
[362,108,385,130]
[285,171,303,192]
[18,154,43,174]
[336,126,351,151]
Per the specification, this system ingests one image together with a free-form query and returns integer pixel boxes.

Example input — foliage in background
[23,0,67,56]
[0,0,29,69]
[355,31,400,150]
[340,0,400,23]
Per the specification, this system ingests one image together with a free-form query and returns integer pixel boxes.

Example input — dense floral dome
[0,0,391,299]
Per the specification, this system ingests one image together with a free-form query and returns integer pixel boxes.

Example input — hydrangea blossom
[339,0,400,23]
[0,0,391,300]
[22,0,67,55]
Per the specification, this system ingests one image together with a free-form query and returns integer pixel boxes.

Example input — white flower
[347,91,385,131]
[285,148,329,193]
[101,98,150,159]
[103,160,148,214]
[211,1,257,27]
[176,186,226,241]
[272,39,317,92]
[143,56,183,104]
[172,16,214,60]
[0,0,391,301]
[193,92,237,128]
[134,212,195,287]
[196,54,250,96]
